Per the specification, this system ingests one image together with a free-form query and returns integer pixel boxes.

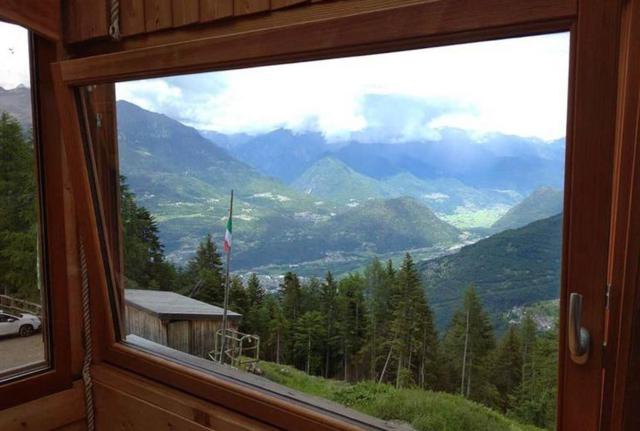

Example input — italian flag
[223,216,232,253]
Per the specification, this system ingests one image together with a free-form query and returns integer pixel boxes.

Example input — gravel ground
[0,334,46,374]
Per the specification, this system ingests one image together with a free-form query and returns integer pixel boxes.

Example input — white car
[0,310,41,337]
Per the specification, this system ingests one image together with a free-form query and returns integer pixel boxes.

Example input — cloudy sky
[116,33,569,142]
[1,21,568,142]
[0,22,30,89]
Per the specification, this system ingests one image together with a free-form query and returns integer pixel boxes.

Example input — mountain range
[0,86,32,129]
[116,101,463,268]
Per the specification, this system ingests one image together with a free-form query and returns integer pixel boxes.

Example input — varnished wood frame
[0,35,74,409]
[53,0,627,429]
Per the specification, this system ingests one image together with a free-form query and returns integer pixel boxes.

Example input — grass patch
[260,362,543,431]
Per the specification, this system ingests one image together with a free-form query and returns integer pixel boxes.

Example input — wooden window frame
[0,32,74,408]
[51,0,629,429]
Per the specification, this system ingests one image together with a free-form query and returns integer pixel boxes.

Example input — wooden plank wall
[0,382,86,431]
[65,0,334,43]
[93,364,278,431]
[126,305,167,345]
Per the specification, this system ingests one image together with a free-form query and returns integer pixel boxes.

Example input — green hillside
[292,156,393,203]
[492,187,563,231]
[420,214,562,329]
[233,196,461,268]
[260,362,542,431]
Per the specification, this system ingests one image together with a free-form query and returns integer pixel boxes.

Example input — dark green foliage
[293,311,325,374]
[509,323,558,429]
[420,214,563,330]
[184,234,225,305]
[0,113,38,301]
[441,286,496,403]
[491,326,523,412]
[121,177,178,292]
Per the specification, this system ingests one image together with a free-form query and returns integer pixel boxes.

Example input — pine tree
[246,273,265,308]
[229,275,249,315]
[0,113,38,301]
[491,325,523,412]
[441,285,496,402]
[320,271,339,377]
[364,257,393,380]
[242,273,266,335]
[120,176,178,292]
[387,254,439,389]
[336,273,368,381]
[293,311,324,374]
[187,234,225,305]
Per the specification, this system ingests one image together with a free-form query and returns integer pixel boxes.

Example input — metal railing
[0,294,42,316]
[209,328,260,371]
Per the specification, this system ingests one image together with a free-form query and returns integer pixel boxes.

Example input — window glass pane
[0,21,48,378]
[103,32,568,430]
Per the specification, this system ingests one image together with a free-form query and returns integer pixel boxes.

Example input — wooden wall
[126,305,239,358]
[126,305,167,345]
[64,0,333,43]
[93,364,277,430]
[0,381,87,431]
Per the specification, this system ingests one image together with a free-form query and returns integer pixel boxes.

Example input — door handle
[568,292,590,365]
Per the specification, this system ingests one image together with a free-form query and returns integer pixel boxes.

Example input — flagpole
[219,189,233,363]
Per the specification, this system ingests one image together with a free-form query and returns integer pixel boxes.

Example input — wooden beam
[58,0,576,85]
[0,0,60,40]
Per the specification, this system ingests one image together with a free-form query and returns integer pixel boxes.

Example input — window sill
[123,334,412,431]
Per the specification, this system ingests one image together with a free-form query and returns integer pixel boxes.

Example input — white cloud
[0,22,30,89]
[116,32,570,141]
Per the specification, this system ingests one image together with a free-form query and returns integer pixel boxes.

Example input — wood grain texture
[121,0,147,36]
[54,421,87,431]
[0,36,78,410]
[64,0,109,43]
[0,0,60,40]
[200,0,234,21]
[173,0,200,27]
[271,0,308,10]
[234,0,270,16]
[145,0,173,32]
[58,0,576,85]
[0,382,85,431]
[556,0,624,430]
[93,364,278,430]
[600,1,640,430]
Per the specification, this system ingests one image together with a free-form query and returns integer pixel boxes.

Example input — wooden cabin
[1,1,640,431]
[125,289,241,358]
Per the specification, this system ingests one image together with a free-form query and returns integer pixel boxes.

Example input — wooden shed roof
[125,289,241,320]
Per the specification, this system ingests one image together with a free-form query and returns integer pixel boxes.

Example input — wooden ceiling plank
[234,0,270,16]
[200,0,234,21]
[145,0,173,32]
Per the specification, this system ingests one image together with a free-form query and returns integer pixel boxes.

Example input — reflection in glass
[0,21,47,377]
